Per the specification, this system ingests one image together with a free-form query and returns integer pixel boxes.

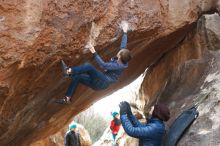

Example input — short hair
[120,49,132,64]
[152,103,170,121]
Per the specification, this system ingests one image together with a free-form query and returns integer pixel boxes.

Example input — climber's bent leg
[60,60,72,77]
[55,74,92,104]
[70,63,103,78]
[70,63,113,84]
[65,74,93,98]
[55,73,111,104]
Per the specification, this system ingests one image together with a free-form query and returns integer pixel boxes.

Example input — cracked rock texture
[0,0,219,145]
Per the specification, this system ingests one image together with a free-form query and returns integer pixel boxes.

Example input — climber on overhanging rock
[55,21,132,104]
[119,101,170,146]
[110,112,121,146]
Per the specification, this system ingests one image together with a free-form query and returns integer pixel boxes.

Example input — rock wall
[0,0,219,145]
[138,13,220,146]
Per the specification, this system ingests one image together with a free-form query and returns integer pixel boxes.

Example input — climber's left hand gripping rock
[86,42,96,54]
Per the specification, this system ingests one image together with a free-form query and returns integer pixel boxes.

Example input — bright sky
[93,75,144,118]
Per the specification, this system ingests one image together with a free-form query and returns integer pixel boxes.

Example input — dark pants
[65,63,113,98]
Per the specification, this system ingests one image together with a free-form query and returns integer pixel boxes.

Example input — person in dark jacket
[56,21,131,104]
[119,101,170,146]
[110,112,121,145]
[64,123,81,146]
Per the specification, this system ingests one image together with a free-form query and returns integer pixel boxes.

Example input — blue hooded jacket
[120,114,165,146]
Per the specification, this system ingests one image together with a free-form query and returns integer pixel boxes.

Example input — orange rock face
[0,0,219,145]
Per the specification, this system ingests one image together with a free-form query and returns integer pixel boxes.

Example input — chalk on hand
[120,21,129,33]
[83,42,93,54]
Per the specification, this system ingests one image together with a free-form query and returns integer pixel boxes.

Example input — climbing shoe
[55,96,71,105]
[60,60,70,77]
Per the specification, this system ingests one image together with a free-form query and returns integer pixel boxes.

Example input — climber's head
[117,49,132,64]
[69,123,77,131]
[151,103,170,122]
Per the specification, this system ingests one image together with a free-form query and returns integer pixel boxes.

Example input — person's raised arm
[120,21,129,49]
[87,44,126,70]
[120,32,127,49]
[87,43,108,69]
[128,114,145,127]
[92,52,125,70]
[120,115,153,138]
[122,101,145,127]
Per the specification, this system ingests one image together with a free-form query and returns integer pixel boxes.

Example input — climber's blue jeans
[65,63,112,98]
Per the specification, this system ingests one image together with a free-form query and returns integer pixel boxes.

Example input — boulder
[0,0,219,145]
[139,13,220,146]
